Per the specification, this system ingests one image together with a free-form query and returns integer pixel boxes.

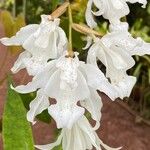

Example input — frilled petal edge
[27,89,49,124]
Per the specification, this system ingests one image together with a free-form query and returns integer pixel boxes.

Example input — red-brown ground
[0,22,150,150]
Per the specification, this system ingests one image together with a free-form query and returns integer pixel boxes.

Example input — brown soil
[0,22,150,150]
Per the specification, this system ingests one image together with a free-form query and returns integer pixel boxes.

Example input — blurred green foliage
[127,0,150,120]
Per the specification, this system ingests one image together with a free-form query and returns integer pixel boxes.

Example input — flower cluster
[85,0,150,99]
[0,1,150,150]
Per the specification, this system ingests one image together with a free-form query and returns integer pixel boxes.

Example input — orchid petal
[0,24,39,46]
[85,0,97,28]
[86,44,98,66]
[11,51,31,74]
[107,45,135,70]
[45,69,90,101]
[78,116,101,149]
[11,81,39,94]
[22,58,47,76]
[57,27,68,55]
[12,60,56,93]
[83,36,93,50]
[80,88,102,129]
[48,102,85,129]
[27,89,49,124]
[112,75,137,99]
[49,31,59,58]
[131,38,150,56]
[80,63,118,100]
[92,0,104,16]
[34,32,50,49]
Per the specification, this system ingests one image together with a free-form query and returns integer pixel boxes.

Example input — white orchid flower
[11,52,118,128]
[86,20,150,98]
[86,0,147,28]
[0,15,67,76]
[35,116,122,150]
[86,33,136,98]
[108,22,150,56]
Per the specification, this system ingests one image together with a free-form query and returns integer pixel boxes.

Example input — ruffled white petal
[27,89,49,124]
[74,70,91,100]
[83,36,93,50]
[48,101,85,129]
[22,57,47,76]
[78,116,121,150]
[11,80,39,94]
[80,88,102,130]
[11,60,56,93]
[131,38,150,56]
[105,25,150,57]
[57,27,68,56]
[109,22,129,32]
[44,69,90,101]
[112,75,137,99]
[80,63,118,100]
[0,24,39,46]
[34,32,50,49]
[49,31,59,58]
[87,43,101,66]
[92,0,104,16]
[85,0,97,28]
[99,39,135,70]
[86,0,147,26]
[11,51,31,74]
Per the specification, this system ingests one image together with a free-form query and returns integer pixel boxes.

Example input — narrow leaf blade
[3,86,34,150]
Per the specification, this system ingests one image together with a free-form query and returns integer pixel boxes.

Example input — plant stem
[68,3,74,57]
[23,0,26,18]
[12,0,16,18]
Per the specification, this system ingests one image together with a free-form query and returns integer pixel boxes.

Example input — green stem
[12,0,16,18]
[23,0,26,18]
[68,4,74,57]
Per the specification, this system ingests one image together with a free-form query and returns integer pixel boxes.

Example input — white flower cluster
[85,0,150,99]
[0,0,150,150]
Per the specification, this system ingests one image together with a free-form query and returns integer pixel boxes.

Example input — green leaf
[0,118,2,133]
[133,63,142,78]
[51,0,61,11]
[53,145,63,150]
[3,86,34,150]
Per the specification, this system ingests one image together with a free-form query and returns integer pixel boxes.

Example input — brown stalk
[50,2,70,19]
[72,23,102,37]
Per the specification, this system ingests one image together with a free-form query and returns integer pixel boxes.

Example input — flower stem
[68,3,74,57]
[50,2,69,19]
